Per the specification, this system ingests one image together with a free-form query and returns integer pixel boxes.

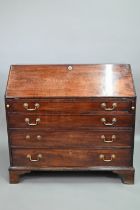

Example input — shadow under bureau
[5,64,136,184]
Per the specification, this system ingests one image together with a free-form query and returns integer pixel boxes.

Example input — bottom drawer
[12,149,132,168]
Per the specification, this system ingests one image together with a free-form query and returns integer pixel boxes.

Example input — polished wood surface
[5,64,136,184]
[12,148,132,167]
[7,114,134,128]
[6,64,136,98]
[9,130,133,148]
[6,98,134,113]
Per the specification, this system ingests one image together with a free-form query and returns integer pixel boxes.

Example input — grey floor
[0,116,140,210]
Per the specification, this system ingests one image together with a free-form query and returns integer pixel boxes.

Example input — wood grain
[5,64,136,98]
[5,64,136,184]
[12,148,132,167]
[5,98,134,113]
[7,113,134,129]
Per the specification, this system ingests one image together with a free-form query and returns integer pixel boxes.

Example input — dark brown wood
[113,169,135,184]
[12,148,132,167]
[5,98,134,113]
[5,64,136,184]
[7,113,134,129]
[9,129,133,148]
[5,64,136,98]
[9,167,134,184]
[9,169,31,184]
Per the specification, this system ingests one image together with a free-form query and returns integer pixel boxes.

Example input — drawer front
[5,99,133,113]
[12,149,132,167]
[8,114,134,129]
[9,130,133,148]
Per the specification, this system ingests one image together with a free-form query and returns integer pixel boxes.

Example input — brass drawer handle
[37,135,42,140]
[27,154,42,162]
[101,135,116,143]
[25,135,42,140]
[25,118,40,126]
[101,103,117,111]
[23,103,40,111]
[99,154,116,162]
[101,118,117,126]
[26,135,30,140]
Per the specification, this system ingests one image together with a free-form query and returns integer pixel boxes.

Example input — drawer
[12,148,132,167]
[9,130,133,148]
[8,114,134,129]
[5,99,134,113]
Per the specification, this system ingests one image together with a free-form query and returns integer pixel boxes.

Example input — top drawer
[5,98,135,114]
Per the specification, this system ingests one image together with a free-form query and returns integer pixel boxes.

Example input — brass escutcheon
[68,66,73,71]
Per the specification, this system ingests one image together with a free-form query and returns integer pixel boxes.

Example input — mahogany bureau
[5,64,136,184]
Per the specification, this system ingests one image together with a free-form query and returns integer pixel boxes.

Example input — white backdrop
[0,0,140,135]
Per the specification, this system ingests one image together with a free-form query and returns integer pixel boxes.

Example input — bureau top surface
[6,64,136,98]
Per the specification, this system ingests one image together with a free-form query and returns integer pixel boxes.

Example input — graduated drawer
[5,99,134,113]
[12,148,132,167]
[9,130,133,148]
[7,114,134,129]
